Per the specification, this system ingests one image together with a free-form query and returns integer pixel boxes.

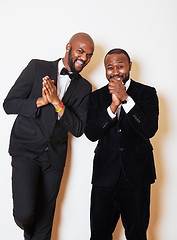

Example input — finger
[47,81,56,93]
[108,82,115,88]
[108,82,119,90]
[43,76,49,83]
[45,81,54,94]
[43,76,53,87]
[110,79,120,83]
[42,87,47,97]
[45,78,54,88]
[108,85,113,91]
[109,80,120,85]
[43,86,50,96]
[44,76,51,81]
[109,88,117,94]
[110,76,122,82]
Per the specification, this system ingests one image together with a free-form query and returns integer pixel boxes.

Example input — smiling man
[85,48,159,240]
[3,32,94,240]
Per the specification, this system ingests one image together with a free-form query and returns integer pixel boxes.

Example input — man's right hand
[36,77,54,108]
[36,87,49,108]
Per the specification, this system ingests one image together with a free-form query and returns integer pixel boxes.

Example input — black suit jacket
[85,80,159,186]
[3,59,92,169]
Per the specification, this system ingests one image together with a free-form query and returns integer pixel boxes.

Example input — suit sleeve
[85,92,116,142]
[59,84,92,138]
[3,60,39,118]
[127,86,159,139]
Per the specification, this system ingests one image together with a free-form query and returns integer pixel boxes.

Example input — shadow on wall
[148,95,168,240]
[81,44,106,91]
[130,60,141,83]
[131,60,168,240]
[51,45,105,240]
[51,133,73,240]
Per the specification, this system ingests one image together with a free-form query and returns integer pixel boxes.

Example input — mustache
[74,59,86,65]
[110,74,124,79]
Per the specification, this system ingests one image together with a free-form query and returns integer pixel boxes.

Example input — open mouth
[75,59,86,69]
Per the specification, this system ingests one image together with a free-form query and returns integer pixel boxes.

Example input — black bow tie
[60,68,78,80]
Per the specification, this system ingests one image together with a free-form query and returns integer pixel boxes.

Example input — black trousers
[11,150,63,240]
[90,170,151,240]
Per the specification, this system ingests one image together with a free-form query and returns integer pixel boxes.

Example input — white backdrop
[0,0,177,239]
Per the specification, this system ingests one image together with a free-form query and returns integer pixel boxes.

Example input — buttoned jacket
[4,59,92,169]
[85,80,159,186]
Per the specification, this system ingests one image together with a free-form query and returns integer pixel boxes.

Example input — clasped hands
[108,78,128,114]
[36,76,64,114]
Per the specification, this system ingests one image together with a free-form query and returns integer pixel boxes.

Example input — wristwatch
[121,96,128,104]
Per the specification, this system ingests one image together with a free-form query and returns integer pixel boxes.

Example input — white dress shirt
[57,59,71,100]
[107,79,135,119]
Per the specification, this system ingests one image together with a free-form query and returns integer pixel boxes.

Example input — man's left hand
[108,78,128,101]
[43,76,60,106]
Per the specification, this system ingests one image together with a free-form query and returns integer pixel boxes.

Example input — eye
[118,66,123,69]
[107,67,113,70]
[86,53,93,58]
[78,49,84,54]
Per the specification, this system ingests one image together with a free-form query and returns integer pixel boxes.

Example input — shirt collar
[58,59,65,73]
[125,78,131,91]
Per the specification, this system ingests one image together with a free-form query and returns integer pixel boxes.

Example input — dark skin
[36,33,94,117]
[105,53,132,113]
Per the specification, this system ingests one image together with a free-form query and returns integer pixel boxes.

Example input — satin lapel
[126,79,139,98]
[104,85,112,107]
[62,76,81,104]
[50,58,61,85]
[118,80,137,124]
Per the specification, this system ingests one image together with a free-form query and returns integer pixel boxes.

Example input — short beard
[68,48,77,73]
[68,47,85,73]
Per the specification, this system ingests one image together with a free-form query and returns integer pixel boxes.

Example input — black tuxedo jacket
[85,80,159,186]
[3,59,92,169]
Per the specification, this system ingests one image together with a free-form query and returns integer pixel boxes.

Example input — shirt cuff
[35,107,41,117]
[107,106,117,119]
[57,107,65,120]
[122,96,135,113]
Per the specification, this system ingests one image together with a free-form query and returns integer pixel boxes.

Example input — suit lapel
[103,85,112,107]
[50,58,82,104]
[127,79,139,98]
[51,59,61,85]
[118,80,137,124]
[62,77,80,104]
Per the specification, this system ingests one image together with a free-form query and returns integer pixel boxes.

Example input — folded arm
[3,60,41,118]
[126,87,159,139]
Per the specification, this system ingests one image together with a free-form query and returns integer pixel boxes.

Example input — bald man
[3,32,94,240]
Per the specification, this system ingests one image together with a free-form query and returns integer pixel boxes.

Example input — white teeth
[77,60,83,65]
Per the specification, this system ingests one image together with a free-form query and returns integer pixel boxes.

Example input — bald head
[63,32,94,73]
[69,32,94,49]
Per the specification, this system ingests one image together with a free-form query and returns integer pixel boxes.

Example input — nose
[80,52,87,62]
[113,66,119,75]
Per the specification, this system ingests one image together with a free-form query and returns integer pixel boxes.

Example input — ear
[129,61,132,71]
[66,43,71,52]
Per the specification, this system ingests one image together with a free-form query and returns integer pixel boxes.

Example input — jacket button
[119,147,125,151]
